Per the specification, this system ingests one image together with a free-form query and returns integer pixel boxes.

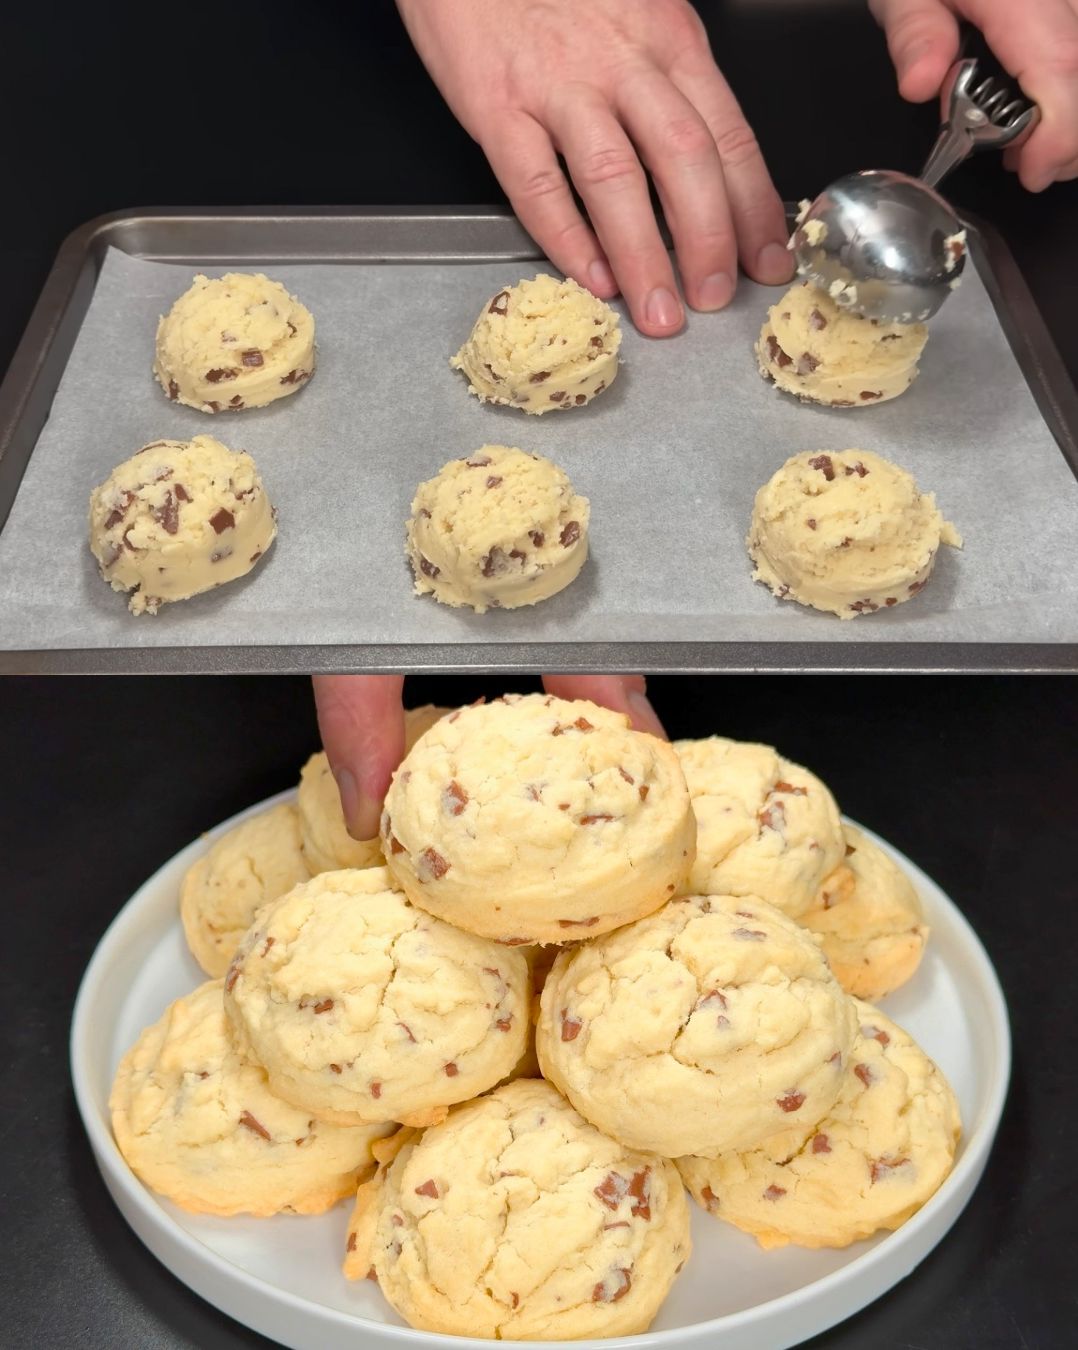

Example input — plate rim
[70,791,1011,1350]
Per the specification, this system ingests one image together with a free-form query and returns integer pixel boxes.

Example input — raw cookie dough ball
[678,1000,960,1249]
[756,282,927,407]
[537,894,857,1159]
[154,272,315,413]
[674,736,847,920]
[451,273,620,414]
[180,802,311,978]
[343,1079,690,1340]
[224,867,530,1127]
[380,693,696,944]
[748,449,962,619]
[110,980,389,1217]
[802,824,929,1000]
[88,436,276,616]
[406,446,590,613]
[297,707,452,874]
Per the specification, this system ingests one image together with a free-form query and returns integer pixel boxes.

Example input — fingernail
[696,271,734,312]
[627,689,667,740]
[335,767,380,842]
[756,242,794,284]
[587,259,617,294]
[1024,171,1053,194]
[644,286,683,330]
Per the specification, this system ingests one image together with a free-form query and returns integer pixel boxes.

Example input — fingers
[481,111,617,299]
[964,0,1078,190]
[869,0,961,102]
[547,83,684,336]
[666,58,792,285]
[311,675,405,840]
[614,69,737,310]
[541,674,667,739]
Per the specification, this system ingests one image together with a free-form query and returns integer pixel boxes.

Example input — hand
[871,0,1078,191]
[395,0,792,337]
[312,674,667,841]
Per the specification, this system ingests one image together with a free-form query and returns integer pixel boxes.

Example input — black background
[2,0,1077,1347]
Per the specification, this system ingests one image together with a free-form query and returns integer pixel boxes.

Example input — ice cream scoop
[792,59,1039,324]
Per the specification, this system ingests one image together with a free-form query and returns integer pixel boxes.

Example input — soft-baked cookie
[802,824,929,1000]
[756,281,926,407]
[110,980,388,1217]
[224,867,529,1126]
[380,694,696,944]
[88,435,276,615]
[451,273,620,414]
[674,735,846,919]
[180,801,310,978]
[154,272,315,413]
[748,449,962,619]
[678,999,960,1249]
[537,894,857,1159]
[297,707,451,874]
[406,446,590,613]
[344,1079,690,1340]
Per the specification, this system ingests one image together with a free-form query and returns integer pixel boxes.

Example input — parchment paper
[1,246,1076,650]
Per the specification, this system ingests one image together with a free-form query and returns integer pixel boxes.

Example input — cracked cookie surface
[88,435,276,615]
[224,867,529,1125]
[180,801,311,978]
[451,273,620,414]
[677,999,960,1248]
[153,272,315,413]
[803,824,929,1000]
[381,693,696,944]
[344,1079,689,1340]
[537,894,857,1158]
[406,446,590,613]
[675,736,846,919]
[110,980,389,1217]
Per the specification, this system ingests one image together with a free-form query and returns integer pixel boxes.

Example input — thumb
[540,674,667,739]
[870,0,961,103]
[311,675,406,840]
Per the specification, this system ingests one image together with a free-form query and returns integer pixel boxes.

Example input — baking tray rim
[0,203,1075,676]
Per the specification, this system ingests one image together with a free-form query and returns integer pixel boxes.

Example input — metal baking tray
[1,205,1075,674]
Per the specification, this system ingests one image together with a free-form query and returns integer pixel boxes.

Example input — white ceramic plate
[71,791,1009,1350]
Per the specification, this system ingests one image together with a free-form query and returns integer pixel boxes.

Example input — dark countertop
[1,673,1076,1349]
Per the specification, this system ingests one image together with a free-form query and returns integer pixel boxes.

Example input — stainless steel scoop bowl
[791,58,1040,323]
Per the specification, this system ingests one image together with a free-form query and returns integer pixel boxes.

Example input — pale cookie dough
[110,980,388,1217]
[748,449,962,619]
[180,802,311,978]
[537,894,856,1159]
[678,999,960,1249]
[344,1079,690,1340]
[297,707,451,874]
[802,824,929,1000]
[224,867,529,1126]
[756,282,927,407]
[674,736,846,920]
[380,693,696,944]
[451,274,620,414]
[88,435,276,616]
[406,446,590,614]
[154,272,315,413]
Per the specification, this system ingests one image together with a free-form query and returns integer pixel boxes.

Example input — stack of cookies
[111,693,961,1341]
